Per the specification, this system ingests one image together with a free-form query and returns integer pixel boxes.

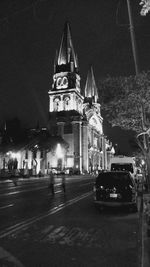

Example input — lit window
[25,150,28,159]
[64,97,70,110]
[56,77,62,88]
[41,150,43,158]
[54,98,60,111]
[62,77,68,88]
[33,151,36,159]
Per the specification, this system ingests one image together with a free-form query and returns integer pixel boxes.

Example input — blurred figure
[11,170,18,186]
[13,177,18,186]
[61,171,66,193]
[48,169,55,195]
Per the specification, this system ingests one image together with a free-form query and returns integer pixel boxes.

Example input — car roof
[97,171,132,179]
[96,171,134,183]
[98,171,130,175]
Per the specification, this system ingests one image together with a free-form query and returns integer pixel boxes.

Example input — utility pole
[127,0,147,148]
[127,0,140,75]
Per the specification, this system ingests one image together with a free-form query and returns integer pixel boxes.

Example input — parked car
[93,171,137,212]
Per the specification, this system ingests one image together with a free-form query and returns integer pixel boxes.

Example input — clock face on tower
[56,76,68,89]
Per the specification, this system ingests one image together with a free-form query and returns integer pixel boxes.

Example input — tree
[26,130,68,175]
[139,0,150,16]
[99,71,150,190]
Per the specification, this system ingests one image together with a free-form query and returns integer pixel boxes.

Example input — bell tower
[48,22,84,173]
[49,22,83,115]
[83,66,104,173]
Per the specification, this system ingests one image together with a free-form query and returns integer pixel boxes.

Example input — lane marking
[42,225,103,248]
[0,178,94,197]
[0,204,14,210]
[79,182,92,187]
[0,182,88,197]
[47,190,62,196]
[0,192,92,239]
[0,186,47,197]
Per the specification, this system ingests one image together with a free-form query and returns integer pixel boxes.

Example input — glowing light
[56,144,64,158]
[141,159,145,165]
[11,152,20,159]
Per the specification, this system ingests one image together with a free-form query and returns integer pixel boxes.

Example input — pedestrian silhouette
[61,171,66,193]
[11,170,18,186]
[13,179,18,186]
[48,170,55,195]
[12,177,17,186]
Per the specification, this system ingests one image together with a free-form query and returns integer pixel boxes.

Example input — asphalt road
[0,176,140,267]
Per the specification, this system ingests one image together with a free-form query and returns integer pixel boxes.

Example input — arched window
[64,97,70,110]
[62,77,68,88]
[56,77,62,88]
[75,96,78,110]
[78,99,82,112]
[54,98,60,111]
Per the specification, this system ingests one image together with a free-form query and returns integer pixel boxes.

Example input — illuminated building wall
[47,22,114,173]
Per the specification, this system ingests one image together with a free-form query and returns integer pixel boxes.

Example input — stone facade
[48,22,113,174]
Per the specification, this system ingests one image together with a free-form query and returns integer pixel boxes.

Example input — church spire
[56,21,78,73]
[84,66,99,103]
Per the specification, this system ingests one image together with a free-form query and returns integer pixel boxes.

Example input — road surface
[0,175,140,266]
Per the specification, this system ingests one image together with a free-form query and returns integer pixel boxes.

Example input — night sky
[0,0,150,154]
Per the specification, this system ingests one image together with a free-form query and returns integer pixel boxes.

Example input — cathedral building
[48,22,113,174]
[0,22,114,177]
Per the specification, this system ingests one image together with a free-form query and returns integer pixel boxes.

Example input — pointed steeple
[84,66,99,103]
[2,121,13,145]
[54,50,58,73]
[56,21,78,72]
[4,121,7,132]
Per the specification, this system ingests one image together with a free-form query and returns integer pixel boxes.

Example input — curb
[143,193,150,267]
[143,194,150,237]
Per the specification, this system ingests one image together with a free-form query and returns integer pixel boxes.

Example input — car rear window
[96,172,133,186]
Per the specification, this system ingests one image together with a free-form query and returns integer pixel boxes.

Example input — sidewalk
[143,193,150,267]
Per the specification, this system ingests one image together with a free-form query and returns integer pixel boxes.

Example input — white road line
[79,182,92,187]
[0,192,92,239]
[55,190,62,194]
[47,190,62,196]
[0,180,93,197]
[0,204,14,210]
[1,182,72,197]
[1,186,47,196]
